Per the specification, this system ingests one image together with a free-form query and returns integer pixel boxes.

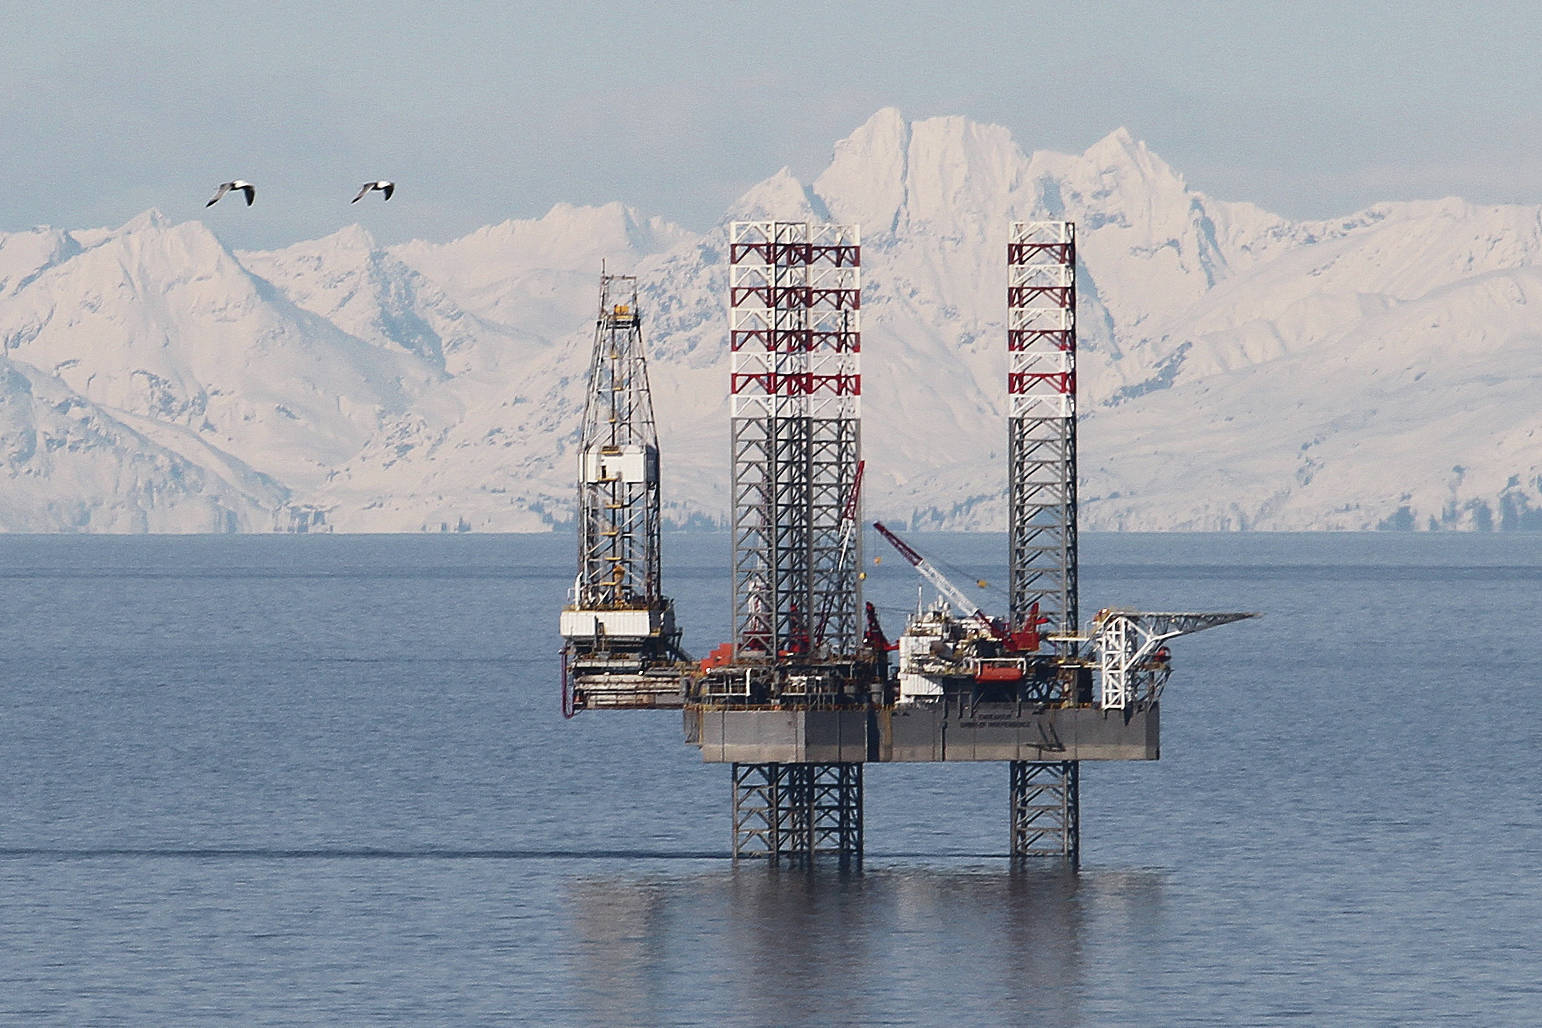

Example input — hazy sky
[6,0,1542,250]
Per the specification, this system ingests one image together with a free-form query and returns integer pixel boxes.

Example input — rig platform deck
[685,702,1159,763]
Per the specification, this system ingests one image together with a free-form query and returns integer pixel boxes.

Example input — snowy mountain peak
[503,200,690,263]
[1082,126,1167,178]
[826,106,910,165]
[119,208,172,234]
[727,167,821,224]
[0,225,82,299]
[812,110,1036,235]
[849,105,909,143]
[1086,125,1137,156]
[391,201,693,299]
[813,109,911,232]
[318,223,379,253]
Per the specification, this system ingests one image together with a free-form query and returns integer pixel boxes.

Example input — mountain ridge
[1,108,1539,532]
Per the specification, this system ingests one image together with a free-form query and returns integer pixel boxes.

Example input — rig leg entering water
[732,762,864,868]
[1010,760,1080,867]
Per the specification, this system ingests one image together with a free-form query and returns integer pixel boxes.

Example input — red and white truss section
[1007,221,1076,419]
[729,221,861,421]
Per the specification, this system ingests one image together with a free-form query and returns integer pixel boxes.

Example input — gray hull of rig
[686,703,1159,765]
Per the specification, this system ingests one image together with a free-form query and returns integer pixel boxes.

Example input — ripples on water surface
[1,533,1539,1024]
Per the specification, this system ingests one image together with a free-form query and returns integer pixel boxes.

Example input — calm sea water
[1,532,1538,1025]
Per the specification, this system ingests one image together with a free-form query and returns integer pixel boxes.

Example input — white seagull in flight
[206,181,255,207]
[351,181,395,203]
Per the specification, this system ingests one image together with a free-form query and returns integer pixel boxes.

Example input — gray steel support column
[1010,760,1080,867]
[1008,415,1077,637]
[732,762,863,868]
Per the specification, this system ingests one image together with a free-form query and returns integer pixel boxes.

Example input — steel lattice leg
[733,762,862,867]
[732,763,781,862]
[1010,760,1079,867]
[808,763,862,868]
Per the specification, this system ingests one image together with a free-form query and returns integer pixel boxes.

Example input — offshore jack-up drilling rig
[561,224,1254,867]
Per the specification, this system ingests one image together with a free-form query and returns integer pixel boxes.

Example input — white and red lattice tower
[1007,220,1080,862]
[729,221,862,661]
[1007,221,1078,641]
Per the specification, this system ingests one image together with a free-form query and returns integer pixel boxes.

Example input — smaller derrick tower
[560,274,686,712]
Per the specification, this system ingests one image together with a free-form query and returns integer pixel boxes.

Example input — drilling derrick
[560,274,686,712]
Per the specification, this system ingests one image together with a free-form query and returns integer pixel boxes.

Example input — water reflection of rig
[560,223,1254,867]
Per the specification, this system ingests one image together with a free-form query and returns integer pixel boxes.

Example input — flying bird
[351,180,395,203]
[206,181,255,207]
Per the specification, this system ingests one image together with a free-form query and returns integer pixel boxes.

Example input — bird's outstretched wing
[381,182,394,201]
[205,182,232,207]
[351,183,372,204]
[238,184,255,206]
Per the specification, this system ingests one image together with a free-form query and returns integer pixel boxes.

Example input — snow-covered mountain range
[2,108,1539,532]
